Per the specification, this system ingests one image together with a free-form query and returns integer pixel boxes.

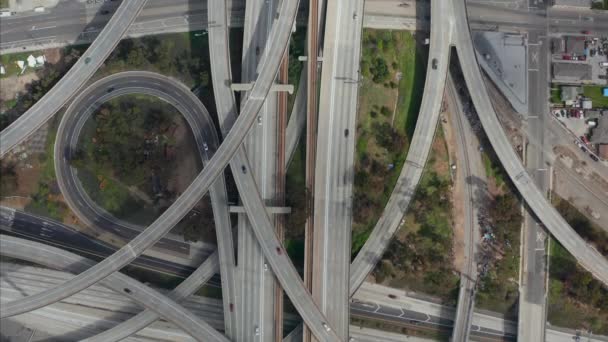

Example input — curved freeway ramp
[207,0,341,339]
[0,0,148,158]
[0,2,342,341]
[453,0,608,286]
[207,0,241,337]
[349,0,454,294]
[53,71,222,257]
[51,70,236,341]
[0,235,227,341]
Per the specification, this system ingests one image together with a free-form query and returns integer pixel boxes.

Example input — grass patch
[481,150,505,189]
[550,87,562,104]
[352,29,426,253]
[583,85,608,108]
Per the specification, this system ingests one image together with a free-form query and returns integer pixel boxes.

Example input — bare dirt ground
[443,104,466,272]
[0,73,39,101]
[166,117,200,196]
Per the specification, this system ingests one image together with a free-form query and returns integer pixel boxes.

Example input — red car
[582,30,591,35]
[276,247,282,255]
[581,135,590,145]
[563,55,572,60]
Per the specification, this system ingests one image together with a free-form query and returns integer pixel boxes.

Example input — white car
[203,143,209,151]
[257,116,262,125]
[254,326,260,336]
[322,322,331,332]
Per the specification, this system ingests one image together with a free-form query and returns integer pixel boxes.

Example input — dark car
[241,165,247,174]
[100,10,110,15]
[344,129,349,137]
[590,154,599,162]
[276,247,282,255]
[123,288,132,294]
[432,58,438,70]
[107,87,114,93]
[388,294,397,299]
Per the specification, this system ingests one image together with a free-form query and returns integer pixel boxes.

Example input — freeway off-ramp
[54,72,224,257]
[3,0,608,339]
[453,0,608,286]
[0,0,304,324]
[52,70,238,340]
[349,0,453,294]
[0,235,227,341]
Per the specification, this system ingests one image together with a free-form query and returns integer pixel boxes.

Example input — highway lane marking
[30,25,57,31]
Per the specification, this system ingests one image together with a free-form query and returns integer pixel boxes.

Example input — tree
[0,162,18,195]
[380,106,391,116]
[370,58,390,83]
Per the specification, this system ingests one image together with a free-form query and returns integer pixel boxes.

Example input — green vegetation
[0,161,18,195]
[352,29,425,254]
[550,87,562,104]
[553,195,608,256]
[473,136,521,318]
[0,0,9,8]
[583,85,608,108]
[25,125,69,221]
[372,129,459,303]
[285,141,306,240]
[475,194,522,318]
[0,51,38,78]
[70,95,188,224]
[548,240,608,334]
[591,0,608,9]
[1,49,79,130]
[546,195,608,334]
[287,27,306,114]
[481,150,505,189]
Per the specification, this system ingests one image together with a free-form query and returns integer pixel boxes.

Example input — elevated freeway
[206,0,240,338]
[349,0,454,294]
[51,71,237,341]
[311,0,364,338]
[453,0,608,286]
[0,235,227,341]
[0,0,303,321]
[53,72,224,259]
[0,206,204,278]
[0,0,148,157]
[236,0,281,338]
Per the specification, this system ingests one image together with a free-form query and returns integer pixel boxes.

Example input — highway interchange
[2,0,608,340]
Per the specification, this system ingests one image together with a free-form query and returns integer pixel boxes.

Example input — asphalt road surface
[349,0,453,294]
[0,206,204,278]
[0,235,227,341]
[454,0,608,286]
[0,0,147,157]
[311,0,364,337]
